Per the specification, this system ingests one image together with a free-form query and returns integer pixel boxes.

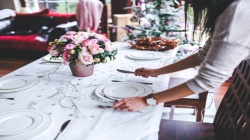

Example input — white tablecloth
[0,43,178,140]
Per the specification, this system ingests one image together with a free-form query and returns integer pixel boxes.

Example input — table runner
[0,42,178,140]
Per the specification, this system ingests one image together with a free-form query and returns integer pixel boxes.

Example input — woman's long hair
[185,0,235,37]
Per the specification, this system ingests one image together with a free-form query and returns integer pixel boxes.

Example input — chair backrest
[213,59,250,140]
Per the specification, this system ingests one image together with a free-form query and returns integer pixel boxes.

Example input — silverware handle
[137,110,144,113]
[54,132,61,140]
[0,98,14,100]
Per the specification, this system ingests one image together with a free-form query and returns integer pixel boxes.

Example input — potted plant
[47,31,117,77]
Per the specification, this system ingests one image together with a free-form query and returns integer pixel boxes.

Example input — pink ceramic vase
[69,62,94,77]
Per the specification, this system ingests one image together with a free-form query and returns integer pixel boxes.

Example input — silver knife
[112,80,153,85]
[54,120,71,140]
[0,98,14,100]
[116,69,157,77]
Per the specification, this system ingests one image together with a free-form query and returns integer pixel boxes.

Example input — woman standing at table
[114,0,250,111]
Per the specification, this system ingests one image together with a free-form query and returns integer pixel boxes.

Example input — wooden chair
[164,78,208,122]
[159,60,250,140]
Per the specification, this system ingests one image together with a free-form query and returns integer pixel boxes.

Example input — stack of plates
[44,55,63,63]
[95,82,153,101]
[0,110,51,140]
[126,52,162,60]
[0,76,40,93]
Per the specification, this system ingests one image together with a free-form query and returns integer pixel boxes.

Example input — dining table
[0,42,178,140]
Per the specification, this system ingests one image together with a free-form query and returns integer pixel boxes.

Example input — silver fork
[100,93,144,113]
[15,75,45,78]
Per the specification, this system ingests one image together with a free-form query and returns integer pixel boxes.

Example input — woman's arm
[135,37,212,77]
[135,54,199,78]
[113,83,193,112]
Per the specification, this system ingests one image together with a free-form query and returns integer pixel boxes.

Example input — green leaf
[77,48,82,53]
[58,42,66,45]
[71,61,76,66]
[100,44,105,49]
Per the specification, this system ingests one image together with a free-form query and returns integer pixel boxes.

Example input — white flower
[98,48,104,54]
[78,52,94,65]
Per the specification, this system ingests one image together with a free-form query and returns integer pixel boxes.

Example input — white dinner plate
[0,76,40,93]
[95,82,153,101]
[103,83,145,98]
[131,52,157,58]
[0,76,33,90]
[0,110,51,140]
[0,111,43,135]
[126,52,162,60]
[44,55,63,63]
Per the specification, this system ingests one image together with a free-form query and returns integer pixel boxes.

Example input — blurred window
[25,0,79,14]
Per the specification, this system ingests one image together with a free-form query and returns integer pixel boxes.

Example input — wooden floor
[0,57,229,110]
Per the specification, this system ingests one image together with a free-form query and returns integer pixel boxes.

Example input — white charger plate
[0,110,51,140]
[126,52,162,60]
[0,76,33,90]
[0,111,43,135]
[0,76,40,93]
[44,55,63,63]
[95,82,153,101]
[103,83,145,98]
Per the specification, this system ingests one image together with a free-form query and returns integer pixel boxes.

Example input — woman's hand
[113,96,149,112]
[134,67,158,78]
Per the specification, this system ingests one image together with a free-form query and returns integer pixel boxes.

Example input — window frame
[25,0,79,13]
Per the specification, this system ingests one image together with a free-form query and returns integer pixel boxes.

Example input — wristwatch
[146,94,158,106]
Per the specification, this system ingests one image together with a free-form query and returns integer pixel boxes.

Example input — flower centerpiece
[47,31,117,77]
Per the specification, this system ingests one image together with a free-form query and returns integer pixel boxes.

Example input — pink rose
[90,49,98,55]
[81,46,89,52]
[88,44,100,50]
[104,42,113,52]
[72,35,86,44]
[62,52,71,60]
[94,34,106,41]
[64,44,76,51]
[64,35,74,39]
[91,39,98,44]
[66,31,76,35]
[62,60,70,65]
[58,35,67,42]
[98,48,104,54]
[78,52,93,65]
[48,44,60,56]
[103,39,111,43]
[82,39,92,47]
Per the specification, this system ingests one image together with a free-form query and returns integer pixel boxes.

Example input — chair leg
[196,92,208,122]
[169,105,175,120]
[193,106,196,115]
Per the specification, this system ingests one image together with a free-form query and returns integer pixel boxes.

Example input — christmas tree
[122,0,190,45]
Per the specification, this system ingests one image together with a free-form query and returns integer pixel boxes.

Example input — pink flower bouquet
[47,31,117,66]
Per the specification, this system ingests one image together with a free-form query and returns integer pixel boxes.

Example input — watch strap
[147,93,154,99]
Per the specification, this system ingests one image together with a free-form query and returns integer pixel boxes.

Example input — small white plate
[44,55,63,63]
[0,110,51,140]
[103,83,145,98]
[0,76,33,90]
[95,82,153,101]
[0,76,40,93]
[127,52,162,60]
[0,111,43,135]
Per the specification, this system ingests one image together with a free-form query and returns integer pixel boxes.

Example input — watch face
[147,98,157,105]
